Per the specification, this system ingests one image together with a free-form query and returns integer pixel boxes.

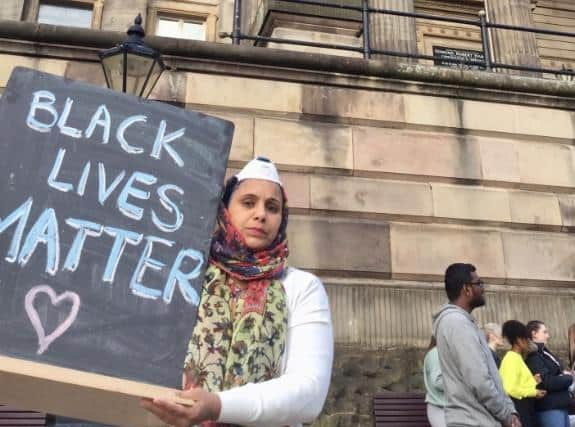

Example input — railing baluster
[232,0,242,45]
[362,0,371,59]
[218,0,575,79]
[479,10,492,72]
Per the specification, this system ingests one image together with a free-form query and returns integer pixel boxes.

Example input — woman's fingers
[140,397,198,427]
[153,397,192,415]
[175,389,221,421]
[140,389,220,426]
[140,399,176,424]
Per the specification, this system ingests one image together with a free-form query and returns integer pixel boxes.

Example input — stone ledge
[294,172,565,229]
[287,215,391,274]
[1,19,575,102]
[389,222,506,282]
[310,175,433,217]
[502,230,575,284]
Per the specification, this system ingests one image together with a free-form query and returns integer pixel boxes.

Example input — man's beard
[471,295,486,310]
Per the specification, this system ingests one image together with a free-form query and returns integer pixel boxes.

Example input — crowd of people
[425,263,575,427]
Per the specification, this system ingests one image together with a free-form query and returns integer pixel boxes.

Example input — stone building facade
[1,0,575,425]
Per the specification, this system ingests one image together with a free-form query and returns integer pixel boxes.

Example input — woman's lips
[245,227,266,237]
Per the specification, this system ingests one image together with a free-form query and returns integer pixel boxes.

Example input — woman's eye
[242,200,255,208]
[267,204,280,213]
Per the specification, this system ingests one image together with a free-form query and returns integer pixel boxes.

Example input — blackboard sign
[433,46,485,70]
[0,68,233,392]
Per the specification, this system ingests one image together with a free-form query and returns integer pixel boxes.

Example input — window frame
[155,13,208,41]
[147,0,217,42]
[26,0,104,29]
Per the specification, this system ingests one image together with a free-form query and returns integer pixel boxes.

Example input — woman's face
[517,337,530,353]
[228,179,283,251]
[532,324,549,345]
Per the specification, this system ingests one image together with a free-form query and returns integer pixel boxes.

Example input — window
[156,16,206,41]
[147,1,216,42]
[37,1,93,28]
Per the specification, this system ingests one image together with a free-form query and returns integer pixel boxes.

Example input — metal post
[232,0,242,45]
[362,0,371,59]
[479,10,492,71]
[122,50,127,93]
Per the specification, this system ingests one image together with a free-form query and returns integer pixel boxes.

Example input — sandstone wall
[534,0,575,70]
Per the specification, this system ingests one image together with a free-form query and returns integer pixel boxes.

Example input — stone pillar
[0,0,25,20]
[100,0,148,32]
[486,0,541,76]
[369,0,417,63]
[217,0,235,43]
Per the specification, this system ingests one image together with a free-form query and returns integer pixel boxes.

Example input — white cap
[235,157,283,187]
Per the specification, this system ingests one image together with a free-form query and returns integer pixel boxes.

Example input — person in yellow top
[500,320,547,427]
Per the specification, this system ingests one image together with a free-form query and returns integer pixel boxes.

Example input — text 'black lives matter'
[0,67,234,388]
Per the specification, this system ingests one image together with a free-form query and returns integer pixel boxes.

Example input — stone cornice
[0,19,574,106]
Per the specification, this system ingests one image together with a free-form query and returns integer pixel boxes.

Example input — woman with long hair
[423,336,446,427]
[140,157,334,427]
[525,320,573,427]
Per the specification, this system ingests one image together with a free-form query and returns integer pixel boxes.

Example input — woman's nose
[253,203,266,221]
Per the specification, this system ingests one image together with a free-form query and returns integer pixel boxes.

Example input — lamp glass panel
[101,53,125,92]
[142,61,164,99]
[125,52,157,96]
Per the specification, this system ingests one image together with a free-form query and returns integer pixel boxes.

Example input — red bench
[373,392,431,427]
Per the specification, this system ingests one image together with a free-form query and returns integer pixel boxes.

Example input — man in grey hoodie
[432,263,520,427]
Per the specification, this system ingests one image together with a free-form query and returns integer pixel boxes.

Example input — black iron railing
[223,0,575,80]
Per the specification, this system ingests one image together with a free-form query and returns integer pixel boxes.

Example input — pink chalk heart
[24,285,81,355]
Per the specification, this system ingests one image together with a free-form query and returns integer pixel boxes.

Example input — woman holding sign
[141,157,334,426]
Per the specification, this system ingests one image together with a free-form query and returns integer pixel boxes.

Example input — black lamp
[98,14,166,98]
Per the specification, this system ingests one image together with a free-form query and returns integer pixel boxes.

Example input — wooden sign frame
[0,355,194,426]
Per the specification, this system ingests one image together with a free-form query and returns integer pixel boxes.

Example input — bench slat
[376,423,429,427]
[373,392,431,427]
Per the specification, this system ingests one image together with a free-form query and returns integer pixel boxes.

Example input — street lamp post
[98,14,166,98]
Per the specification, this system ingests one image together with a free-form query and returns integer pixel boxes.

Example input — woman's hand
[533,373,542,384]
[535,389,547,399]
[140,388,221,427]
[508,414,522,427]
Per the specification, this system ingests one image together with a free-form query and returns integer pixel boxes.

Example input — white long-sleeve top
[216,267,334,427]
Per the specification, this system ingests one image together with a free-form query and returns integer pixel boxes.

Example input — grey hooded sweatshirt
[432,304,516,427]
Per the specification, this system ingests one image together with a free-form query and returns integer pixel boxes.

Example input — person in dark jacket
[525,320,573,427]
